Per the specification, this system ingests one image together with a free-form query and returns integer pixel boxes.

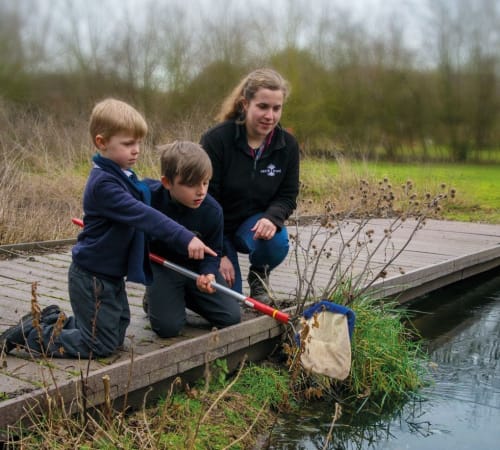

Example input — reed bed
[0,101,473,246]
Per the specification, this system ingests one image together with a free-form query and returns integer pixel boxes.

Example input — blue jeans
[224,213,289,293]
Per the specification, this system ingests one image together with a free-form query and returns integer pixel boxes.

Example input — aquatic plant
[345,296,426,410]
[280,174,449,417]
[284,293,427,414]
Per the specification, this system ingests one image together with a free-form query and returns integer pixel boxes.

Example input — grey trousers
[145,263,241,338]
[26,262,130,358]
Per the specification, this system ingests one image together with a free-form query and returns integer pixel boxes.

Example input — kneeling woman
[200,68,300,303]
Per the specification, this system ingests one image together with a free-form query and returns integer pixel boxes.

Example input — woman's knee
[274,236,290,257]
[252,236,289,269]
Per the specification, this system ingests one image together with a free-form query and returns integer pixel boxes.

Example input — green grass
[300,159,500,223]
[6,299,427,448]
[371,144,500,164]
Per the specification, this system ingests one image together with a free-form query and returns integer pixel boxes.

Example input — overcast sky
[44,0,429,50]
[42,0,427,37]
[9,0,497,72]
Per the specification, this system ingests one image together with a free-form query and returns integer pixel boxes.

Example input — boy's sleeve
[89,178,195,254]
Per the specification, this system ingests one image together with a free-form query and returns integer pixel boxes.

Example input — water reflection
[266,270,500,449]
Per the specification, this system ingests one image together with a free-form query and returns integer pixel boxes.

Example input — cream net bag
[298,301,356,380]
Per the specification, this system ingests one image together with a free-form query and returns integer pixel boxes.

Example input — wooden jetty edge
[1,218,500,431]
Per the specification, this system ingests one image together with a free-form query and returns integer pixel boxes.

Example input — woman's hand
[196,273,216,293]
[251,217,277,240]
[219,256,235,287]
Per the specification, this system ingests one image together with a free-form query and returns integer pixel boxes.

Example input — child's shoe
[0,304,61,354]
[0,312,35,354]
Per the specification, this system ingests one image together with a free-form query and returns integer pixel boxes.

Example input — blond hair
[215,68,290,123]
[158,141,212,186]
[89,98,147,145]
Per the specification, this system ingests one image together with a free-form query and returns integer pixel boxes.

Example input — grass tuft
[347,296,427,411]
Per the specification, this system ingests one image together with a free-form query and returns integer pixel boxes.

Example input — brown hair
[215,68,290,123]
[158,141,212,186]
[89,98,147,145]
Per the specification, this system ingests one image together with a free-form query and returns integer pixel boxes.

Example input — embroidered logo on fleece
[260,164,282,177]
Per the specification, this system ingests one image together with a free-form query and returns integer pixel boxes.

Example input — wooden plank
[0,219,499,431]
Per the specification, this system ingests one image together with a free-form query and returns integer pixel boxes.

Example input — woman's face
[243,88,284,143]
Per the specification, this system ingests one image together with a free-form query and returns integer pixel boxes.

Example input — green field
[300,159,500,224]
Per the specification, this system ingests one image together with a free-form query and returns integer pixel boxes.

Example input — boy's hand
[219,256,235,287]
[196,273,216,293]
[188,237,217,259]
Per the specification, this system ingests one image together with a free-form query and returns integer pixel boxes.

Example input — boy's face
[95,132,142,169]
[162,175,209,209]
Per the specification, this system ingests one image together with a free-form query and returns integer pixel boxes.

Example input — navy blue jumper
[26,156,195,358]
[142,179,241,338]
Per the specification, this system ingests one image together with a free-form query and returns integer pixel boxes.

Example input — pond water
[266,269,500,449]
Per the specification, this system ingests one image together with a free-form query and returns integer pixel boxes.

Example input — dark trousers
[26,262,130,358]
[145,263,241,338]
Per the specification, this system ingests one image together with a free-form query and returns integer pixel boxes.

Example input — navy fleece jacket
[200,121,300,236]
[72,158,194,284]
[143,179,223,276]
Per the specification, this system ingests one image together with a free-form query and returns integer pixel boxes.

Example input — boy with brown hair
[0,99,216,358]
[142,141,241,337]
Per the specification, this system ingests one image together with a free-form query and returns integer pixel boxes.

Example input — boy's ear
[95,134,107,150]
[160,175,172,190]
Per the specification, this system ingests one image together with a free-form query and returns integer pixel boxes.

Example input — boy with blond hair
[1,99,215,358]
[142,141,240,337]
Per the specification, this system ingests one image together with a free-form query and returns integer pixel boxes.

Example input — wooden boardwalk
[1,218,500,430]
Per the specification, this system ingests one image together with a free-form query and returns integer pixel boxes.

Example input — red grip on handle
[72,217,84,227]
[149,253,163,265]
[245,297,289,324]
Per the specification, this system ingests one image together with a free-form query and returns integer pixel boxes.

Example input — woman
[200,68,300,303]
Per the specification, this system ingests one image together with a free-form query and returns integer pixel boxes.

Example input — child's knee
[87,334,121,357]
[92,345,116,358]
[226,309,241,327]
[150,318,183,338]
[215,305,241,328]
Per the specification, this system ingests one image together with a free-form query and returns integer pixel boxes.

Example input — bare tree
[426,0,499,160]
[153,1,198,92]
[195,0,251,67]
[0,2,25,78]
